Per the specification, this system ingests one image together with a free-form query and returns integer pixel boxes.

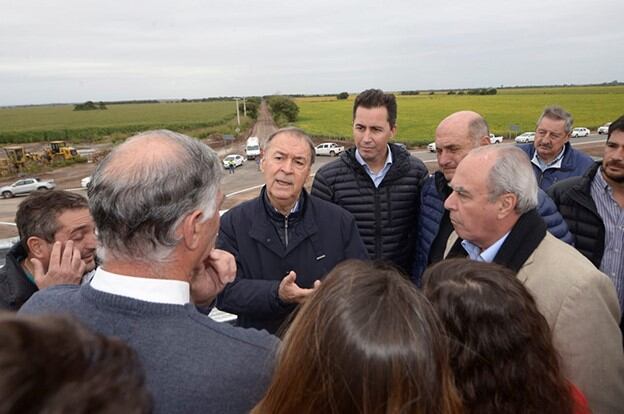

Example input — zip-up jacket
[216,187,368,335]
[547,161,605,267]
[311,144,427,272]
[518,142,594,191]
[0,243,37,311]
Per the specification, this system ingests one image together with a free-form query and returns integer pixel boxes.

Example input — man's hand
[190,249,236,307]
[278,271,321,304]
[31,240,85,289]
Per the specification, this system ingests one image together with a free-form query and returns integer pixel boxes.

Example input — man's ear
[26,236,50,259]
[480,135,490,146]
[180,210,204,250]
[497,193,518,219]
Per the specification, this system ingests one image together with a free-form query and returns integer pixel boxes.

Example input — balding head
[435,111,490,181]
[89,130,222,262]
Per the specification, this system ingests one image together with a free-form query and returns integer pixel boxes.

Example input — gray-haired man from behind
[21,130,278,414]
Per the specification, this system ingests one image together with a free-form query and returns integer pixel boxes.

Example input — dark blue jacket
[216,188,368,335]
[410,171,575,286]
[518,142,594,191]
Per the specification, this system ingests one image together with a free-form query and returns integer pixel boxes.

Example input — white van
[245,136,261,160]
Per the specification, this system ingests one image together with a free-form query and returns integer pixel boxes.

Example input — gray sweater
[20,284,278,414]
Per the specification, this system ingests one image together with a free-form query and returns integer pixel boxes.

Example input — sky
[1,0,622,106]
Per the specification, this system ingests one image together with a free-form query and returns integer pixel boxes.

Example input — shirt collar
[461,232,510,263]
[531,146,566,171]
[595,167,613,193]
[355,145,393,171]
[90,267,190,305]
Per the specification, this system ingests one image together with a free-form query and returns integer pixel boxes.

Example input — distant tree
[458,91,465,95]
[268,96,299,123]
[337,92,349,100]
[447,90,456,95]
[98,101,107,110]
[400,90,420,95]
[429,91,435,95]
[244,100,259,119]
[74,101,100,111]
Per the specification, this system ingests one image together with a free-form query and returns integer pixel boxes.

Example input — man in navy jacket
[217,128,368,335]
[518,106,593,191]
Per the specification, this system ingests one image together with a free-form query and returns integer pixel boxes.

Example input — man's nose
[444,191,456,210]
[85,231,97,249]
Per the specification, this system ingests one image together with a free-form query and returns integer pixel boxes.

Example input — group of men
[0,89,622,413]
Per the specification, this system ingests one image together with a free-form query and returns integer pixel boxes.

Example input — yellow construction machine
[45,141,78,161]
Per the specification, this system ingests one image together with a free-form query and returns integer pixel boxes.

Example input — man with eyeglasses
[518,106,593,191]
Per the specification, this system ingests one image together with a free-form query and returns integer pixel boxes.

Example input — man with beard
[1,190,96,311]
[549,114,624,330]
[518,106,593,190]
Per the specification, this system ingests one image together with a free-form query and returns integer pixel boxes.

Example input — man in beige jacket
[443,145,624,413]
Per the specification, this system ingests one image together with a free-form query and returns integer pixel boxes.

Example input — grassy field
[0,101,239,143]
[295,86,624,145]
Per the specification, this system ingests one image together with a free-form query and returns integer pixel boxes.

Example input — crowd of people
[0,89,623,413]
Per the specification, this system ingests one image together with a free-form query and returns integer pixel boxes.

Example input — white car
[223,154,245,169]
[598,123,611,135]
[489,134,503,144]
[81,176,92,188]
[427,142,436,152]
[515,132,536,144]
[570,127,590,138]
[0,177,56,198]
[315,142,344,157]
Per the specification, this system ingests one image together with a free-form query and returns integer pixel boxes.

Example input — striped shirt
[590,169,624,310]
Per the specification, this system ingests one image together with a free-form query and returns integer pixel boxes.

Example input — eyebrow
[69,224,91,235]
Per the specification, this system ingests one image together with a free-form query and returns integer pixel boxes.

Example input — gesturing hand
[31,240,85,289]
[278,271,321,304]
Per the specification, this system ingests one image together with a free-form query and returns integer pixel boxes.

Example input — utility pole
[243,97,247,117]
[235,98,240,126]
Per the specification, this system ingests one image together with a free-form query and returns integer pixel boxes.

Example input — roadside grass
[295,86,624,145]
[0,101,239,144]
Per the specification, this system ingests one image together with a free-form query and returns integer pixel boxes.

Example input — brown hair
[0,313,151,414]
[252,260,462,414]
[423,259,574,414]
[353,89,398,128]
[16,190,89,254]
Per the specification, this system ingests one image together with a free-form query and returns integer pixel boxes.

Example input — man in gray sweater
[21,130,277,414]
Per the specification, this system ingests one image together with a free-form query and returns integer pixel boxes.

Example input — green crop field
[0,101,238,143]
[295,86,624,145]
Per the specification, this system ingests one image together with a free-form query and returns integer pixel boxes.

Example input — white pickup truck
[315,142,344,156]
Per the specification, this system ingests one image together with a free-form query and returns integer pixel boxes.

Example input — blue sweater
[411,171,574,286]
[20,284,278,414]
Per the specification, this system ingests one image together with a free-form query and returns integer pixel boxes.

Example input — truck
[245,136,261,160]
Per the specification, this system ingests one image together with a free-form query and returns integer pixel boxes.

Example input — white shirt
[90,267,190,305]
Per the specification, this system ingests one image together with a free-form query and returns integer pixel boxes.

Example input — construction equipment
[3,146,28,171]
[45,141,78,161]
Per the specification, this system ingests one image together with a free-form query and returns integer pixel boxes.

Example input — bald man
[411,111,573,285]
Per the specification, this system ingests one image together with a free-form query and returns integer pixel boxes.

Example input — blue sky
[1,0,622,105]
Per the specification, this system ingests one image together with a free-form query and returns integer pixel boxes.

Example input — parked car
[489,134,503,144]
[515,132,536,143]
[570,127,590,138]
[223,154,245,169]
[81,176,92,188]
[315,142,344,156]
[598,123,611,135]
[427,142,436,152]
[0,177,55,198]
